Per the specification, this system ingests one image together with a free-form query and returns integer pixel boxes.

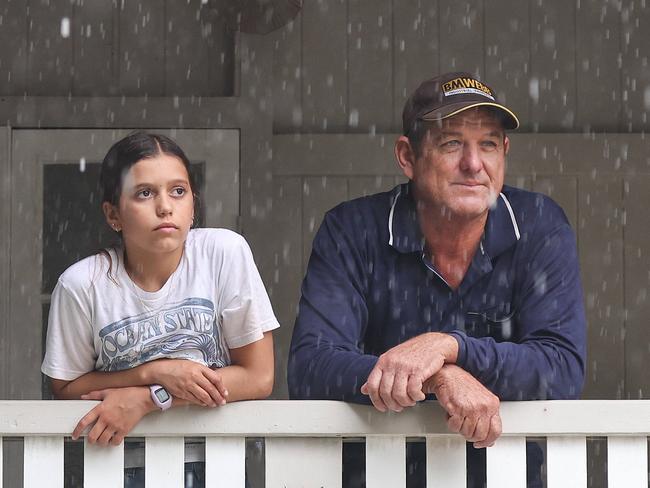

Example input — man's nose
[459,144,482,173]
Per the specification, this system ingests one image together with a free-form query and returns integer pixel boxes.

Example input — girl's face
[103,152,194,258]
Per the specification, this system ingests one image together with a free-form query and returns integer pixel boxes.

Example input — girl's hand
[72,387,156,446]
[146,359,228,407]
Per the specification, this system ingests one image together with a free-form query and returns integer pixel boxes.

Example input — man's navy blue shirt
[288,182,586,403]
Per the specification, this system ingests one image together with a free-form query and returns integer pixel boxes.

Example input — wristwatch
[149,384,172,410]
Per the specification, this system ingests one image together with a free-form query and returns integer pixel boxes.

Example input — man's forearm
[288,346,378,403]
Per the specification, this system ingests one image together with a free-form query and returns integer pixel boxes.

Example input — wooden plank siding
[0,128,8,400]
[72,0,116,96]
[0,0,648,132]
[301,0,348,132]
[620,0,650,132]
[269,0,650,134]
[484,0,531,131]
[118,0,166,96]
[392,0,440,130]
[575,0,622,131]
[0,0,234,97]
[271,133,650,400]
[623,175,650,399]
[348,0,393,133]
[26,0,74,96]
[271,14,303,133]
[438,0,484,76]
[0,0,28,96]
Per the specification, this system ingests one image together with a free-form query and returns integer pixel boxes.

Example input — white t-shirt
[42,228,280,381]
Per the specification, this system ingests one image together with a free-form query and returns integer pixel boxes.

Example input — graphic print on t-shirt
[98,297,228,371]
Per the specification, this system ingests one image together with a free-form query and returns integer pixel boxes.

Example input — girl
[41,131,279,485]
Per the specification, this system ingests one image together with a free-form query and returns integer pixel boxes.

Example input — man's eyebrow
[434,130,463,140]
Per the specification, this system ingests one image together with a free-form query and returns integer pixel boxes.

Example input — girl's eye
[137,189,152,199]
[172,187,186,196]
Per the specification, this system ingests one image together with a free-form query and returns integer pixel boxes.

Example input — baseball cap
[402,72,520,135]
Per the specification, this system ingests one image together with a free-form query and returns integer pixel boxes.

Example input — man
[288,72,586,485]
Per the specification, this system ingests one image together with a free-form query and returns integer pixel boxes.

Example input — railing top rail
[1,400,650,437]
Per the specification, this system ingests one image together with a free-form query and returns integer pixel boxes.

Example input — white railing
[1,400,649,487]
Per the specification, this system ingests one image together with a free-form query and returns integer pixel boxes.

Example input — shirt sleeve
[288,211,378,403]
[218,233,280,349]
[450,223,587,400]
[41,281,97,381]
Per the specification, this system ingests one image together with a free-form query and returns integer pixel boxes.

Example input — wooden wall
[272,0,650,134]
[0,0,649,403]
[0,0,234,96]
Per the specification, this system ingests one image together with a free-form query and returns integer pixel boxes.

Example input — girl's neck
[123,245,184,292]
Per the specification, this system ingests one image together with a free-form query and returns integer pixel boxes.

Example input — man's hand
[144,359,228,407]
[426,364,501,448]
[72,387,156,446]
[360,332,458,412]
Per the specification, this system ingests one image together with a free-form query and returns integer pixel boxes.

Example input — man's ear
[102,201,122,232]
[504,135,510,155]
[394,136,417,180]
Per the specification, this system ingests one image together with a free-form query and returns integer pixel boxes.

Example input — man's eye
[481,141,498,150]
[441,140,461,149]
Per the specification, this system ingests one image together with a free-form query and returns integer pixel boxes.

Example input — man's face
[406,108,509,220]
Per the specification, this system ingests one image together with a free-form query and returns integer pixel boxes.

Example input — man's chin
[449,198,492,219]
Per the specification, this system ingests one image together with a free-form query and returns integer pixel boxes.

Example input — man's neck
[417,204,487,289]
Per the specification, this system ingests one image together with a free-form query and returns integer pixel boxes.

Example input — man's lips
[454,182,486,187]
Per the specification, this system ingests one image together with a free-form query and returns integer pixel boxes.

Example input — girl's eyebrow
[131,179,190,189]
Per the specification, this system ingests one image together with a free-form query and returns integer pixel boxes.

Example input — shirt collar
[388,183,425,253]
[388,183,520,258]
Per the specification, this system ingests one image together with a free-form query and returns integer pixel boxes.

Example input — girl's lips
[154,223,178,231]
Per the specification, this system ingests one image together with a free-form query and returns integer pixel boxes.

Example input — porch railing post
[607,436,649,488]
[546,436,587,487]
[426,436,466,488]
[486,436,526,488]
[23,436,64,488]
[84,438,124,488]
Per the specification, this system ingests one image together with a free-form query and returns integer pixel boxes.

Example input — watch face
[155,388,170,403]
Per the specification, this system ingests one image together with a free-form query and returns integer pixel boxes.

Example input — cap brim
[421,102,520,130]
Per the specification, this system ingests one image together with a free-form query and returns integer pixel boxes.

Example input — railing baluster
[607,436,648,488]
[426,436,466,488]
[205,437,245,488]
[486,436,526,488]
[84,439,124,487]
[366,435,406,488]
[23,436,64,488]
[266,437,342,487]
[145,437,185,487]
[547,436,586,487]
[0,435,3,488]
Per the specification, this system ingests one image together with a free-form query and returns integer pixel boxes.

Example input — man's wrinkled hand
[426,364,501,448]
[360,332,458,412]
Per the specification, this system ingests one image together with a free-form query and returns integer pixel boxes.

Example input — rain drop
[60,17,70,38]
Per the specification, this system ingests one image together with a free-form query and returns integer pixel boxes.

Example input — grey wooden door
[5,129,239,399]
